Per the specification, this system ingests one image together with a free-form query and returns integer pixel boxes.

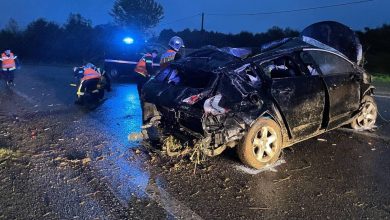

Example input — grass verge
[372,73,390,83]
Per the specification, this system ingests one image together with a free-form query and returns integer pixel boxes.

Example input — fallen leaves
[273,175,292,183]
[82,157,92,165]
[128,132,143,141]
[0,148,21,160]
[54,155,92,167]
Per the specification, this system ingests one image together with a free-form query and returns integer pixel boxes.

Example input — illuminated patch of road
[12,89,36,105]
[235,159,286,175]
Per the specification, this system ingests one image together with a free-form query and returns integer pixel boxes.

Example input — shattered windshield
[182,46,242,71]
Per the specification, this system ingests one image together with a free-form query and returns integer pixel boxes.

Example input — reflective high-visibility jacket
[82,68,101,81]
[134,53,153,77]
[159,49,177,69]
[1,52,16,70]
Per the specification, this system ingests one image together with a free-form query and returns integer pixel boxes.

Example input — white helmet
[84,63,95,69]
[169,36,185,52]
[5,50,11,55]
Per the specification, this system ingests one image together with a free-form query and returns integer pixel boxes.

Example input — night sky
[1,0,389,33]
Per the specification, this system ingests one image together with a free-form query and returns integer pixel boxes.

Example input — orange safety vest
[160,49,177,69]
[134,53,153,77]
[1,52,16,70]
[82,68,101,81]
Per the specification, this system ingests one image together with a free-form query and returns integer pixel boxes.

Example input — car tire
[238,118,283,169]
[351,95,377,130]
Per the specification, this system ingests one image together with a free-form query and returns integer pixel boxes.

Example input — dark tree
[63,13,95,62]
[23,18,63,61]
[110,0,164,32]
[158,27,299,48]
[4,18,20,34]
[64,13,93,32]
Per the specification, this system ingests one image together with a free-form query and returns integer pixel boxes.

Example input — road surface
[0,65,389,219]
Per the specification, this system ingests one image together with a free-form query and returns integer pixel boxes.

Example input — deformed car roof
[169,21,361,73]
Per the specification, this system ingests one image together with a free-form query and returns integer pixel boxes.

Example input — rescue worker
[1,49,18,86]
[160,36,185,69]
[75,63,102,105]
[134,50,159,123]
[134,49,159,95]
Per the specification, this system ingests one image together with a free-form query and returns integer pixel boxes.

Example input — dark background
[0,3,389,74]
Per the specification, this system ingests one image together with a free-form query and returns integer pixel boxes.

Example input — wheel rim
[252,126,278,163]
[356,101,377,128]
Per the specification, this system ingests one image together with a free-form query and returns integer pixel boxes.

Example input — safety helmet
[84,63,95,69]
[168,36,185,52]
[5,50,11,55]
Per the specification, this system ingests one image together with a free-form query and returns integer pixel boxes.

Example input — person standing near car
[160,36,184,70]
[1,49,18,86]
[134,50,159,123]
[134,49,159,95]
[160,36,185,85]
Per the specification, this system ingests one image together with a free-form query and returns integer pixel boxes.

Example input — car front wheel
[238,118,283,169]
[351,95,377,130]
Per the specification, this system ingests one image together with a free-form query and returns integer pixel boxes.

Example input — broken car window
[306,50,355,75]
[300,52,320,76]
[234,64,261,86]
[259,56,301,79]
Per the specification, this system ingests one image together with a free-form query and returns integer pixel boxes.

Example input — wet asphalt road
[0,65,389,219]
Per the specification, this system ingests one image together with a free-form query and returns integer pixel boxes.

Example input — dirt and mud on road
[0,65,390,219]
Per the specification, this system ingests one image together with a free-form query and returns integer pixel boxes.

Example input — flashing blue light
[123,37,134,44]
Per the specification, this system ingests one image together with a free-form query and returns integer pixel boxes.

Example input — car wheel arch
[362,85,375,99]
[252,106,291,147]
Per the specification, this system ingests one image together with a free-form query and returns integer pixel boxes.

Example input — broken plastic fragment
[204,94,228,115]
[182,94,201,105]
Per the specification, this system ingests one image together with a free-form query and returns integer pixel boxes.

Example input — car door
[260,54,326,139]
[304,49,361,129]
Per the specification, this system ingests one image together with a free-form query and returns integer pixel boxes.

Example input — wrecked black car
[142,21,377,169]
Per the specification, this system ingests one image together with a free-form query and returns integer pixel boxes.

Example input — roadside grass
[372,73,390,83]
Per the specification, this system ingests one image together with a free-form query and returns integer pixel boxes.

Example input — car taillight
[182,94,201,105]
[204,94,228,115]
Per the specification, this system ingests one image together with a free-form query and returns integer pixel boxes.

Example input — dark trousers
[76,78,100,102]
[2,70,15,83]
[136,75,150,123]
[137,76,154,124]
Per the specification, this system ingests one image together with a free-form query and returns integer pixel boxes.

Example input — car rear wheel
[238,118,282,169]
[351,95,377,130]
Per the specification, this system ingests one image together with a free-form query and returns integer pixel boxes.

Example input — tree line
[0,12,389,74]
[357,25,390,74]
[0,15,301,64]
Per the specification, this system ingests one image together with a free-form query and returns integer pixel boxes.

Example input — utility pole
[201,12,205,32]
